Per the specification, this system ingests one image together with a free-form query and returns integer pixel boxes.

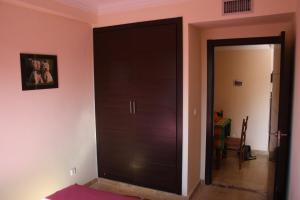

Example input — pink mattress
[46,184,140,200]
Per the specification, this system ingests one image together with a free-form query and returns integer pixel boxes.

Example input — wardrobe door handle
[129,101,132,114]
[133,100,136,114]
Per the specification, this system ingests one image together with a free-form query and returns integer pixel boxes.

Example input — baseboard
[94,177,188,200]
[200,179,205,185]
[252,150,269,156]
[187,180,202,200]
[84,178,98,187]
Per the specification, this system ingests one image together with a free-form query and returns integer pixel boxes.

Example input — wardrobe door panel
[131,24,179,192]
[94,28,136,182]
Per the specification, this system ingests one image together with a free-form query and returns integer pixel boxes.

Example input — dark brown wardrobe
[93,18,182,194]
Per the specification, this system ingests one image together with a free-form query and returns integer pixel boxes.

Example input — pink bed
[46,184,141,200]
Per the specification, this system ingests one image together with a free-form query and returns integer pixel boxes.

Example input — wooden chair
[225,116,249,169]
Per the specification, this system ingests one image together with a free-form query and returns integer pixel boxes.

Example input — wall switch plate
[70,168,76,176]
[193,109,198,116]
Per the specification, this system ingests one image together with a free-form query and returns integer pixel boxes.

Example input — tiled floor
[90,178,184,200]
[191,184,267,200]
[211,151,275,199]
[90,152,275,200]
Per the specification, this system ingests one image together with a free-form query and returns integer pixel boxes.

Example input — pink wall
[1,0,97,24]
[0,2,97,200]
[96,0,296,27]
[289,1,300,200]
[0,0,298,199]
[188,25,202,195]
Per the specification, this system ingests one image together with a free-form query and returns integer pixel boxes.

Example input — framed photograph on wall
[20,53,58,90]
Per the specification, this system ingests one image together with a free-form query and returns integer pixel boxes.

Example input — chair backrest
[239,116,249,151]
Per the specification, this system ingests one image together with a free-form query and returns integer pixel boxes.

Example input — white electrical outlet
[70,168,76,176]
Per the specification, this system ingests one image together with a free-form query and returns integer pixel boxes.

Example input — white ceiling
[55,0,189,15]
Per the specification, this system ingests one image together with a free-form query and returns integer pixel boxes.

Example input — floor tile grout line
[211,183,268,196]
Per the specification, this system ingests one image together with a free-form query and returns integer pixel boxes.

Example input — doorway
[213,44,278,197]
[205,33,293,200]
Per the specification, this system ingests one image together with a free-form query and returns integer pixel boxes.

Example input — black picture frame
[20,53,58,90]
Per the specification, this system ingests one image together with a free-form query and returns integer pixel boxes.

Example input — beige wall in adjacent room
[214,46,273,151]
[0,2,97,200]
